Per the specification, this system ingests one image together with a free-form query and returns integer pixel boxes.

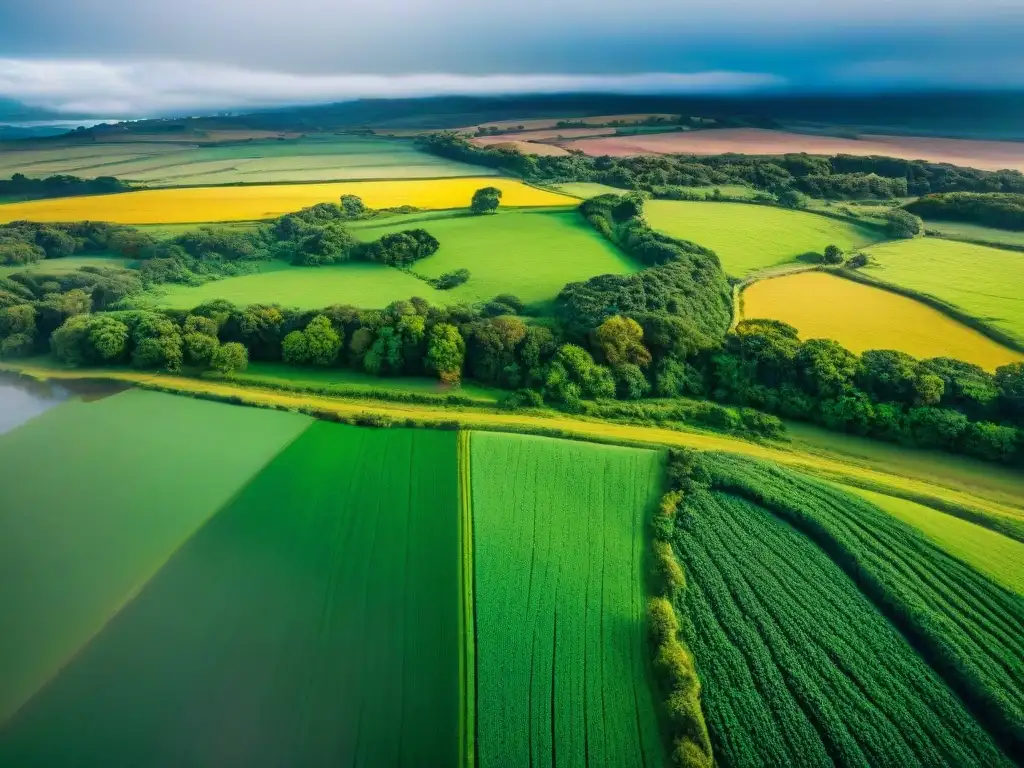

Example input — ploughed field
[0,136,497,185]
[0,178,574,225]
[0,386,1021,766]
[644,200,884,276]
[741,271,1024,370]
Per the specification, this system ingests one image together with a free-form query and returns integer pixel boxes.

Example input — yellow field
[0,179,574,225]
[742,271,1023,371]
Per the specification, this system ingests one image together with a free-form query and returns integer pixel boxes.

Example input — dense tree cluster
[556,194,732,341]
[0,173,130,201]
[905,192,1024,231]
[418,133,1024,199]
[703,319,1024,462]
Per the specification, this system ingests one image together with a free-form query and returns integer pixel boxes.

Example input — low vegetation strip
[458,430,477,768]
[840,485,1024,595]
[471,431,666,768]
[644,200,884,277]
[673,486,1010,767]
[3,360,1018,527]
[0,388,312,724]
[741,271,1024,370]
[860,237,1024,348]
[701,453,1024,758]
[0,423,461,766]
[0,178,575,225]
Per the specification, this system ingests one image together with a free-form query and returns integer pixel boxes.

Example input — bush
[822,244,844,264]
[885,209,923,239]
[434,268,470,290]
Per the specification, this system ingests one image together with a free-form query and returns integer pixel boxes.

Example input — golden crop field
[0,179,574,225]
[742,271,1024,370]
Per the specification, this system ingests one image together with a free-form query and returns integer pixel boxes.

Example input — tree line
[0,173,131,202]
[418,133,1024,200]
[905,192,1024,231]
[1,195,1021,464]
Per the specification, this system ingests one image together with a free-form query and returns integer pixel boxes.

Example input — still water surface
[0,373,126,434]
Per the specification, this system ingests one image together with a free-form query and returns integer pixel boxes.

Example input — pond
[0,373,127,435]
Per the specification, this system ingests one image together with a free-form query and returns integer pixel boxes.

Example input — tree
[303,315,342,366]
[340,194,367,219]
[595,315,652,369]
[0,333,34,359]
[995,362,1024,421]
[211,342,248,377]
[885,209,923,239]
[614,363,651,399]
[794,338,858,398]
[822,244,843,264]
[183,332,219,366]
[87,315,129,362]
[426,323,466,384]
[777,189,808,209]
[50,315,92,365]
[471,186,502,214]
[281,330,310,364]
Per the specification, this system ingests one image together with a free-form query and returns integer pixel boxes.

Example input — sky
[0,0,1022,116]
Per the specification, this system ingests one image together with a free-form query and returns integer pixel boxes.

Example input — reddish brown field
[561,128,1024,171]
[468,139,569,156]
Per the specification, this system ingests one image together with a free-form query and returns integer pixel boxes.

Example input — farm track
[4,362,1018,526]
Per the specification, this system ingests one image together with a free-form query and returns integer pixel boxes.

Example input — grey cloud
[0,60,785,116]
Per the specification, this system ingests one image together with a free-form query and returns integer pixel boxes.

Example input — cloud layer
[0,0,1022,116]
[0,60,785,116]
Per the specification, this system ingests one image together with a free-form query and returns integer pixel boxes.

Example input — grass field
[239,362,504,403]
[470,431,665,768]
[861,237,1024,347]
[0,389,312,724]
[841,485,1024,594]
[353,210,641,310]
[644,200,885,276]
[0,178,575,225]
[926,220,1024,249]
[0,136,497,185]
[677,484,1010,767]
[0,255,133,278]
[143,259,447,310]
[0,423,461,766]
[742,271,1024,370]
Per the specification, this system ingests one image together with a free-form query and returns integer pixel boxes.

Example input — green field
[238,362,504,403]
[677,485,1009,767]
[0,255,133,278]
[470,431,666,768]
[841,485,1024,594]
[353,210,641,311]
[862,237,1024,345]
[144,259,447,310]
[702,454,1024,759]
[0,422,461,766]
[925,220,1024,248]
[645,200,886,276]
[0,389,312,723]
[0,136,497,185]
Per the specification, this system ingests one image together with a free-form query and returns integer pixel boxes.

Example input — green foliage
[426,322,465,383]
[822,243,843,264]
[470,186,502,214]
[211,341,248,376]
[183,331,219,366]
[432,268,470,290]
[596,314,652,368]
[0,332,34,358]
[885,208,924,238]
[906,192,1024,231]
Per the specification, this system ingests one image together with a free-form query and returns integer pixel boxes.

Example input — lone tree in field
[471,186,502,215]
[822,244,844,264]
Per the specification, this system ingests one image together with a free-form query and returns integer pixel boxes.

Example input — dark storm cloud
[0,0,1022,115]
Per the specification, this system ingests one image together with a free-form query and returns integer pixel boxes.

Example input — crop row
[673,486,1010,767]
[698,453,1024,759]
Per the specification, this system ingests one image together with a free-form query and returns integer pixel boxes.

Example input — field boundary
[457,431,477,768]
[5,362,1018,527]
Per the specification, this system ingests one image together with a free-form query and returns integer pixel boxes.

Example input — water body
[0,373,126,435]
